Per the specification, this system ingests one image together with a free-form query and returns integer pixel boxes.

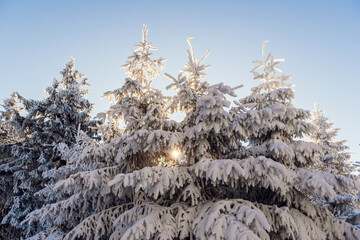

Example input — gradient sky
[1,0,359,162]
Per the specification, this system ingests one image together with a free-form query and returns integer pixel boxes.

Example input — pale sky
[1,0,359,163]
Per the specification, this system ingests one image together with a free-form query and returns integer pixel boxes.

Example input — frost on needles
[0,58,96,239]
[310,104,360,226]
[1,25,360,240]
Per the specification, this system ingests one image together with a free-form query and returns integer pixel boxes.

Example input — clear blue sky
[1,0,359,162]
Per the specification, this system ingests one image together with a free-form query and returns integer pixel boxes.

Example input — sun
[171,149,181,158]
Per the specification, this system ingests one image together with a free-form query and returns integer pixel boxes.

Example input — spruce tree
[310,104,360,226]
[24,30,360,240]
[101,24,179,170]
[311,103,353,174]
[0,58,95,238]
[230,40,360,238]
[23,24,182,239]
[166,36,245,164]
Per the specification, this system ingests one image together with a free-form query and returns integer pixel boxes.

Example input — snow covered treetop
[311,103,337,143]
[251,40,294,94]
[60,57,88,90]
[97,25,174,141]
[165,36,211,115]
[310,103,353,175]
[0,92,25,142]
[181,36,210,91]
[121,24,167,85]
[241,41,297,111]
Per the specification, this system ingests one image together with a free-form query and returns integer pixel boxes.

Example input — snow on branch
[250,40,293,93]
[63,204,132,240]
[297,168,360,200]
[193,200,271,240]
[109,203,177,240]
[109,165,201,205]
[195,157,296,197]
[27,227,64,240]
[53,166,121,195]
[121,24,166,85]
[181,36,211,85]
[113,130,183,166]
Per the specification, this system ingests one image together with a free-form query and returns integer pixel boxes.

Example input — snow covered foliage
[26,155,360,239]
[166,36,211,116]
[182,82,245,163]
[310,104,360,226]
[310,103,353,175]
[0,58,95,239]
[0,93,27,146]
[13,29,360,239]
[234,41,323,168]
[23,25,181,238]
[121,24,167,86]
[166,37,246,163]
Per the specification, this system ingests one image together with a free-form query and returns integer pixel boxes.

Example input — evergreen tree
[0,58,95,238]
[235,41,321,165]
[23,24,182,239]
[231,40,360,238]
[311,103,353,174]
[0,93,25,239]
[24,31,360,240]
[310,104,360,226]
[166,36,245,164]
[100,24,179,170]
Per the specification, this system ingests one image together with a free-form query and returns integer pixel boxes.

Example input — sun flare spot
[172,149,180,158]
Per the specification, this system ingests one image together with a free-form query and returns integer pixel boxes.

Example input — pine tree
[166,36,245,164]
[0,58,95,238]
[236,41,321,165]
[310,104,360,226]
[311,103,353,174]
[24,31,360,240]
[100,24,180,170]
[230,40,360,238]
[23,24,183,239]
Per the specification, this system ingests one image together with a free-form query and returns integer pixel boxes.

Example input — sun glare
[172,149,180,158]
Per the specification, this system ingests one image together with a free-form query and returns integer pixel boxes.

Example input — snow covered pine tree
[310,104,360,226]
[311,103,353,175]
[0,58,95,239]
[0,94,25,239]
[24,27,360,239]
[23,24,182,239]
